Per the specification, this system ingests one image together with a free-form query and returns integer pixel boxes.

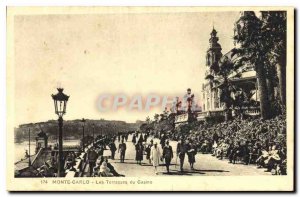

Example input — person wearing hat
[93,157,103,177]
[104,157,123,177]
[138,132,144,143]
[118,139,127,163]
[117,133,121,142]
[160,133,167,149]
[144,132,149,142]
[98,161,113,177]
[187,140,197,170]
[87,147,98,177]
[213,131,219,144]
[150,141,161,175]
[108,140,117,160]
[135,141,144,165]
[132,133,137,144]
[162,140,173,173]
[145,139,154,164]
[176,137,188,172]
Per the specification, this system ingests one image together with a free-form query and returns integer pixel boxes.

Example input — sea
[14,140,80,162]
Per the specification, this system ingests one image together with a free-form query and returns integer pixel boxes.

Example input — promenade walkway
[83,135,270,177]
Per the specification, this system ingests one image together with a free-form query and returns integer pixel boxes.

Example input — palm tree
[233,11,271,119]
[261,11,287,108]
[207,55,241,120]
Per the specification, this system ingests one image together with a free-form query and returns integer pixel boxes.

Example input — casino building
[197,28,260,121]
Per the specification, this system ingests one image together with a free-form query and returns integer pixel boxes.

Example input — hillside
[14,119,142,142]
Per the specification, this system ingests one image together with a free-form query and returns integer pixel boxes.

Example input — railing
[196,112,207,121]
[240,107,260,116]
[196,109,225,121]
[197,107,260,121]
[62,145,81,150]
[31,147,44,167]
[65,153,85,178]
[65,143,93,177]
[209,110,225,117]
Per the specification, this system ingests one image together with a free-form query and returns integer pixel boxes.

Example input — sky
[13,11,240,125]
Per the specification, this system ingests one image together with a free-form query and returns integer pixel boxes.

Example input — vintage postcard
[6,7,294,191]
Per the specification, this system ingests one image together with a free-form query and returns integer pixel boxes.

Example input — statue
[183,88,194,113]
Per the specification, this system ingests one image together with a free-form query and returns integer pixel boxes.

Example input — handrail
[65,142,94,177]
[31,147,44,165]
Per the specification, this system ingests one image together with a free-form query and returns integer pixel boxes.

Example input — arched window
[207,54,211,65]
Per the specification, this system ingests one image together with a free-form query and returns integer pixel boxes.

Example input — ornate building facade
[199,28,260,121]
[202,28,223,113]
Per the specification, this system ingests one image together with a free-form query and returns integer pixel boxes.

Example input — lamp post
[92,123,95,146]
[81,118,86,151]
[28,128,31,167]
[51,88,69,177]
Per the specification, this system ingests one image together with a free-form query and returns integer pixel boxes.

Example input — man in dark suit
[87,147,98,176]
[176,137,188,172]
[160,134,167,149]
[118,140,127,163]
[109,141,117,160]
[162,140,173,173]
[229,142,242,164]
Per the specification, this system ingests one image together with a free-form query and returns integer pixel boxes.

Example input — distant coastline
[15,119,143,142]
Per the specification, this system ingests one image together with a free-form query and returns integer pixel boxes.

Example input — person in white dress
[150,142,161,175]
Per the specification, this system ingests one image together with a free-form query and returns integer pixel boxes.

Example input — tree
[207,55,242,120]
[153,114,160,122]
[140,123,154,133]
[261,11,287,108]
[233,11,271,119]
[145,116,151,124]
[233,11,287,118]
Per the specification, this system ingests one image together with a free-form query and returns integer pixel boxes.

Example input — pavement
[107,135,271,177]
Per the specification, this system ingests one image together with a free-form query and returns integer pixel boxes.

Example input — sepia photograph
[6,6,294,191]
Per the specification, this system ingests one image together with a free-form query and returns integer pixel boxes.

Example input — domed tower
[202,27,223,113]
[206,27,222,71]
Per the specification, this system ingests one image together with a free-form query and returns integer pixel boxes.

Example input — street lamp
[28,128,31,167]
[51,88,69,177]
[101,125,104,137]
[92,123,95,146]
[81,118,86,151]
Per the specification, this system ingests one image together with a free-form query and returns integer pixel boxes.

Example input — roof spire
[211,24,217,37]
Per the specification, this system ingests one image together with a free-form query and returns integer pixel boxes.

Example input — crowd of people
[17,115,287,177]
[86,136,124,177]
[104,115,287,176]
[169,115,287,175]
[111,131,197,174]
